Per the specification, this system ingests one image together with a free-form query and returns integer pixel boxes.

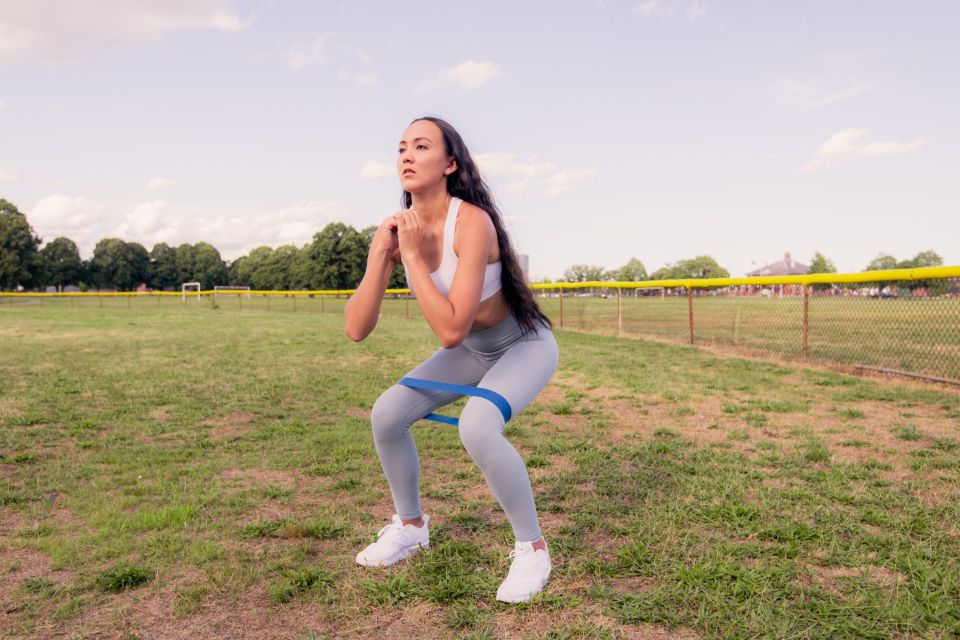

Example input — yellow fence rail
[3,266,959,385]
[2,265,958,297]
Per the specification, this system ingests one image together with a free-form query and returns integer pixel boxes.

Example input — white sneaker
[495,540,551,603]
[355,514,430,567]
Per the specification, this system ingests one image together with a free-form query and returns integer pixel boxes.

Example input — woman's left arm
[397,206,495,349]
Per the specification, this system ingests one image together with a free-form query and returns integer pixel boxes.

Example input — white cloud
[541,168,599,197]
[286,34,376,87]
[286,33,334,69]
[360,160,395,180]
[0,168,20,182]
[28,194,357,260]
[773,51,874,110]
[0,1,249,65]
[112,200,180,245]
[338,69,377,86]
[420,60,500,92]
[632,0,707,20]
[474,152,595,197]
[633,1,661,16]
[146,177,176,191]
[801,129,926,172]
[193,201,350,259]
[29,194,108,248]
[774,78,869,110]
[474,153,558,179]
[686,0,708,19]
[359,151,596,197]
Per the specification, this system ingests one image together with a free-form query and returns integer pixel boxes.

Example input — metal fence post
[406,295,410,318]
[802,285,809,359]
[617,286,622,336]
[687,287,694,344]
[559,287,564,329]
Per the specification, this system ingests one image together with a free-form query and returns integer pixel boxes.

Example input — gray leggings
[371,314,559,543]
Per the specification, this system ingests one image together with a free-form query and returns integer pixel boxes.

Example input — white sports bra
[401,197,503,301]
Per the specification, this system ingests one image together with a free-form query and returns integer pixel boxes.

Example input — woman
[344,116,559,603]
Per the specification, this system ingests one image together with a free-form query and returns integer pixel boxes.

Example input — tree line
[0,197,947,292]
[0,199,405,292]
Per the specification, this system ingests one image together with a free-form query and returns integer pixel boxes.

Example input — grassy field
[7,292,958,382]
[1,305,959,638]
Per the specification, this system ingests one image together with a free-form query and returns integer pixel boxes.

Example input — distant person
[344,116,558,603]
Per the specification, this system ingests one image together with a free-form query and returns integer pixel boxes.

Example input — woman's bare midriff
[469,291,511,331]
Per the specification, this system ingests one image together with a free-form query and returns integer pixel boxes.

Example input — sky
[1,0,957,280]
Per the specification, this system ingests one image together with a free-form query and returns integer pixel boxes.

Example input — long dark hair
[402,116,551,333]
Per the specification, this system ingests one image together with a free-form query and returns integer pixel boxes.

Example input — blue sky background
[1,1,957,280]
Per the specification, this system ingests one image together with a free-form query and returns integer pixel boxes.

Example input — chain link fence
[533,270,960,385]
[4,268,959,384]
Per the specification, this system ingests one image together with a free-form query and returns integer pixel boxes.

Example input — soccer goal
[635,286,666,299]
[181,282,201,302]
[214,285,251,299]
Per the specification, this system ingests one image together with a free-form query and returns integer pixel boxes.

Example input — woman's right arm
[344,216,400,341]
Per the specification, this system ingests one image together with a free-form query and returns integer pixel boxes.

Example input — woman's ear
[445,159,458,175]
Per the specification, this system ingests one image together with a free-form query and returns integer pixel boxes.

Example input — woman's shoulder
[453,200,498,258]
[455,200,496,234]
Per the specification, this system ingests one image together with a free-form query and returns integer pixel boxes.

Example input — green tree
[651,256,729,280]
[0,199,43,290]
[616,257,648,281]
[149,243,179,290]
[40,237,84,291]
[900,250,943,269]
[230,246,273,288]
[562,264,611,283]
[298,223,369,290]
[807,252,837,291]
[901,250,945,293]
[192,242,229,290]
[808,252,836,274]
[864,254,898,271]
[174,244,196,286]
[254,245,298,290]
[89,238,151,291]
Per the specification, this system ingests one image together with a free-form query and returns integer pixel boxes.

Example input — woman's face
[397,120,456,193]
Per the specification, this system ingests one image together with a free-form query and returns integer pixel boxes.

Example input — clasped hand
[372,209,424,260]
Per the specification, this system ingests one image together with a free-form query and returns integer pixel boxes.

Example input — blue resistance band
[398,376,512,426]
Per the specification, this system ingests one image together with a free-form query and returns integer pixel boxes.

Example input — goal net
[181,282,201,302]
[214,285,251,298]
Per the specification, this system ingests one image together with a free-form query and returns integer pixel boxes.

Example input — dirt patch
[202,411,253,427]
[547,367,958,487]
[801,563,906,595]
[358,601,449,639]
[345,407,370,420]
[38,577,342,639]
[493,600,700,640]
[219,468,294,491]
[148,407,173,421]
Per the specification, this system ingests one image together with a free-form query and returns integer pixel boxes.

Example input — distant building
[518,254,529,281]
[746,252,809,277]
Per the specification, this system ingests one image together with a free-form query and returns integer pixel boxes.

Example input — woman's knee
[457,399,505,463]
[370,385,411,441]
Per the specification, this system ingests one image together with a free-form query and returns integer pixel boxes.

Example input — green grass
[7,291,960,382]
[1,304,959,638]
